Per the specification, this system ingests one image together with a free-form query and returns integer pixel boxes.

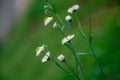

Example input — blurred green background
[0,0,120,80]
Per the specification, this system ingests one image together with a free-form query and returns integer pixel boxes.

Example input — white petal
[70,34,75,39]
[36,49,41,56]
[72,4,79,10]
[61,34,75,44]
[46,51,50,57]
[57,54,65,62]
[67,4,80,14]
[65,15,72,21]
[61,38,67,44]
[42,56,48,63]
[36,45,45,56]
[44,17,53,26]
[41,51,50,63]
[68,8,74,14]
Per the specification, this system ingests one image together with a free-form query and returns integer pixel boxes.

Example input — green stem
[47,1,67,37]
[88,42,105,76]
[69,42,79,73]
[46,1,66,28]
[55,13,66,27]
[57,24,65,37]
[75,74,81,80]
[69,41,87,80]
[50,57,67,73]
[75,14,87,39]
[64,61,81,80]
[86,0,106,77]
[64,61,75,74]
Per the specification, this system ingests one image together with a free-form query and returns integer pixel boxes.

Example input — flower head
[67,4,80,14]
[36,45,45,56]
[68,8,74,14]
[72,4,79,10]
[65,15,72,22]
[57,54,65,62]
[61,34,75,44]
[42,51,50,63]
[44,17,53,26]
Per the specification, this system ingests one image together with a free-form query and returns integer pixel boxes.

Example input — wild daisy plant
[35,0,105,80]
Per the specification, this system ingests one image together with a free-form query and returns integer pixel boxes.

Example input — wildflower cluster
[68,4,80,14]
[36,44,50,63]
[35,3,83,80]
[35,1,105,80]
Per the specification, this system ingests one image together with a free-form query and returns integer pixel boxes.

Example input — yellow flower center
[44,17,49,21]
[66,37,70,41]
[36,47,40,52]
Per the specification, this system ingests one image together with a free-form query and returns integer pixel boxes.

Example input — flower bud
[65,15,72,22]
[57,54,65,62]
[53,22,58,28]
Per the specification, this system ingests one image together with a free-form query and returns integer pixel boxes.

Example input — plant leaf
[77,52,89,55]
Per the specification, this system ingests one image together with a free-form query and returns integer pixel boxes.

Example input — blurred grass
[0,0,120,80]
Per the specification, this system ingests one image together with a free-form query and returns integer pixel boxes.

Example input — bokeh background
[0,0,120,80]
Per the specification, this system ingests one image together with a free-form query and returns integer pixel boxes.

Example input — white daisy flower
[72,4,79,10]
[67,4,80,14]
[68,7,74,14]
[53,22,58,28]
[44,17,53,26]
[61,34,75,44]
[65,15,72,22]
[36,45,45,56]
[57,54,65,62]
[42,51,50,63]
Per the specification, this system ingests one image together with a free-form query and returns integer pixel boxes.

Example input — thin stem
[64,61,81,80]
[57,24,65,37]
[69,41,87,80]
[50,57,67,73]
[69,42,79,74]
[75,74,81,80]
[64,61,75,74]
[88,42,105,76]
[75,14,87,39]
[55,13,66,27]
[46,1,66,28]
[86,0,106,78]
